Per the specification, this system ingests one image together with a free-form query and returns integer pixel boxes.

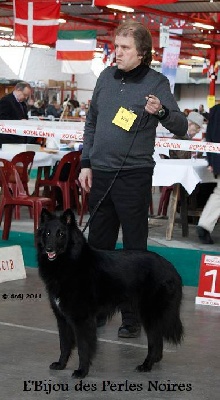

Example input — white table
[153,158,215,195]
[152,158,217,240]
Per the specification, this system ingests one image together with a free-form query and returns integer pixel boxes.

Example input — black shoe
[196,226,214,244]
[118,324,141,338]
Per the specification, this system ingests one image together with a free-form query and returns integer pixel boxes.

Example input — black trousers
[88,167,153,325]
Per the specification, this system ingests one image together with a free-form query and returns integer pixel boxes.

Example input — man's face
[188,122,201,138]
[16,87,31,102]
[115,35,142,72]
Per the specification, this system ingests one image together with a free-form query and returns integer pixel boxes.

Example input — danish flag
[13,0,60,45]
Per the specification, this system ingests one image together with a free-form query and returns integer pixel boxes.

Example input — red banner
[94,0,177,6]
[13,0,60,45]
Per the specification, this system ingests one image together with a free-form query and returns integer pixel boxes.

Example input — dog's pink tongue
[48,252,56,260]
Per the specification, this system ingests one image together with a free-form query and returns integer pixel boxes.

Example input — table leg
[180,185,189,237]
[166,183,180,240]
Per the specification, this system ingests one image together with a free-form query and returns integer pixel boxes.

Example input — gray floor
[0,186,220,399]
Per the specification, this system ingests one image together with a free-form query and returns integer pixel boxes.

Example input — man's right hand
[78,168,92,192]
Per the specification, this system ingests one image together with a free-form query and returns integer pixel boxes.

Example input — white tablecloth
[153,158,216,194]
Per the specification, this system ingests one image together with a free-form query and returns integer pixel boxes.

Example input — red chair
[75,179,89,226]
[34,151,81,213]
[11,151,35,219]
[0,158,52,241]
[157,186,174,216]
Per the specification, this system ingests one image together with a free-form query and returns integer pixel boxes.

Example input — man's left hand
[145,94,162,115]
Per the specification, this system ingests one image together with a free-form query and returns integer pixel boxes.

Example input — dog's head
[37,208,78,261]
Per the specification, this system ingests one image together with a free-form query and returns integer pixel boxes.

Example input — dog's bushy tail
[161,280,184,345]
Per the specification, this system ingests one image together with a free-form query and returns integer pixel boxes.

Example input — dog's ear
[61,208,76,226]
[40,208,53,223]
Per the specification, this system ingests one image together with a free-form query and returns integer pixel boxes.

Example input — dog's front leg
[72,317,97,379]
[50,312,76,370]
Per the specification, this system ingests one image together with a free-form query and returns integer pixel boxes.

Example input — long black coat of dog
[37,209,183,378]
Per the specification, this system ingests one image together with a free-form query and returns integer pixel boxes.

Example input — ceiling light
[31,44,50,49]
[106,4,134,12]
[0,26,13,32]
[179,65,192,70]
[193,22,214,30]
[193,43,211,49]
[191,56,204,61]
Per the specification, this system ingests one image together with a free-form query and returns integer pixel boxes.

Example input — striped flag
[13,0,60,45]
[56,30,97,74]
[202,59,209,75]
[102,43,109,64]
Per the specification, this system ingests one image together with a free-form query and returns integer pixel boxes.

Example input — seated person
[78,102,88,117]
[169,111,204,159]
[32,100,45,117]
[45,100,62,119]
[0,81,38,146]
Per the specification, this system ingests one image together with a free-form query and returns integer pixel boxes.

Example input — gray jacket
[81,66,187,171]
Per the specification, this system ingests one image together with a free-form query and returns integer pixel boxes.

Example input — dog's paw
[72,368,88,379]
[49,361,66,370]
[136,363,152,372]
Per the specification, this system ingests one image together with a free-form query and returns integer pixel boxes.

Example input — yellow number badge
[112,107,137,132]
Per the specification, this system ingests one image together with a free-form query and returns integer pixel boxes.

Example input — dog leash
[82,109,148,233]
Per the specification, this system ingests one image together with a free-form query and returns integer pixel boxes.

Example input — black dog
[37,209,183,378]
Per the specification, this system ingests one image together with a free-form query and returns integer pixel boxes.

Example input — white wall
[177,84,220,112]
[0,47,72,82]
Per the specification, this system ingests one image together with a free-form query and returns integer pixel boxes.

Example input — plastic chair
[34,151,81,213]
[0,158,52,241]
[75,178,89,226]
[157,186,174,216]
[11,151,35,219]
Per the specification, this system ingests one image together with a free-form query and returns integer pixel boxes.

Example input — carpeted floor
[1,230,219,287]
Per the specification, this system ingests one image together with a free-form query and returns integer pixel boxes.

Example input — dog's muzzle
[46,251,57,261]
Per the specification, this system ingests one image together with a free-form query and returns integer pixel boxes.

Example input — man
[169,111,204,159]
[0,81,32,146]
[79,20,188,338]
[197,104,220,244]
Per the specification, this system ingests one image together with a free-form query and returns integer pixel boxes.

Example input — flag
[56,30,97,74]
[102,43,109,65]
[209,62,219,81]
[13,0,60,45]
[161,39,181,93]
[202,59,209,75]
[109,44,116,66]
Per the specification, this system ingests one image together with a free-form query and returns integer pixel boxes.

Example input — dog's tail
[161,281,184,345]
[163,312,184,345]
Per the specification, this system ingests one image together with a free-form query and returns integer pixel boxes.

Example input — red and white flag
[202,59,209,75]
[13,0,60,45]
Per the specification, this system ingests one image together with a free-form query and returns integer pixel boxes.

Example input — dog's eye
[46,231,50,236]
[57,231,64,237]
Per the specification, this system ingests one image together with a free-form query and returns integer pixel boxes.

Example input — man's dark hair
[115,20,152,66]
[15,81,31,91]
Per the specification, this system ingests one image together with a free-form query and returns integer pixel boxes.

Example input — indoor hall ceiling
[0,0,220,64]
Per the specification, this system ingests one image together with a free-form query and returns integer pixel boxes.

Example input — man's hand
[78,168,92,192]
[145,94,162,115]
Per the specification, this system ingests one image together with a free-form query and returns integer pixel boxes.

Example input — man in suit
[0,81,32,147]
